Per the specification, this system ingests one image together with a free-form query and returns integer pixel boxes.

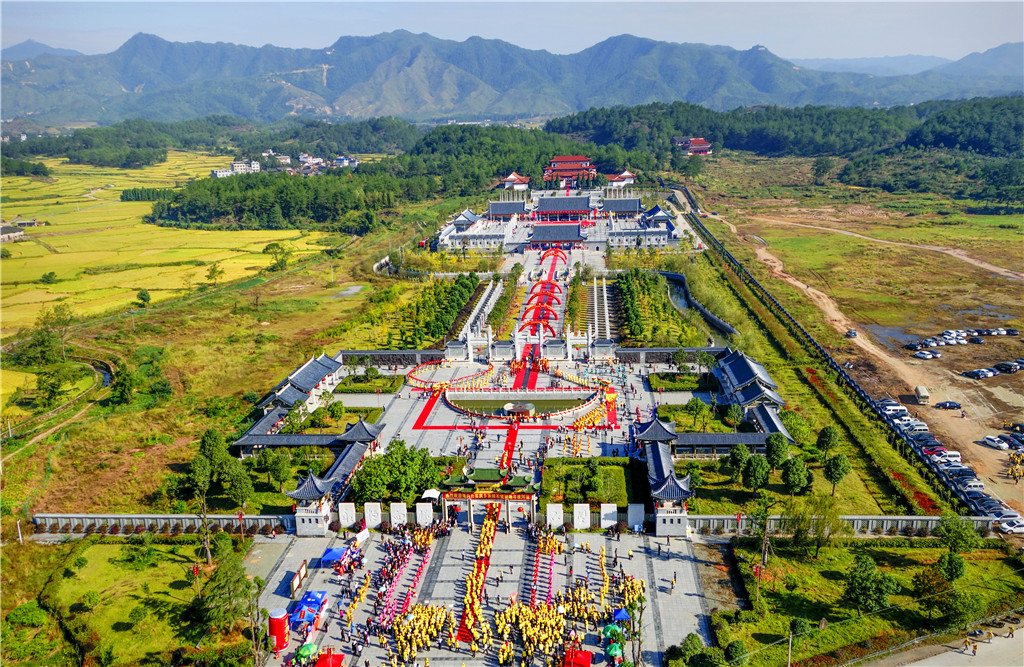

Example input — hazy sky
[2,1,1021,60]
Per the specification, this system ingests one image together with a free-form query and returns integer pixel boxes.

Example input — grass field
[0,151,329,332]
[539,459,635,509]
[52,543,234,665]
[725,544,1024,666]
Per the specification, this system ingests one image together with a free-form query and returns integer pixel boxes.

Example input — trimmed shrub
[184,524,196,534]
[134,524,146,535]
[108,524,121,535]
[72,523,84,534]
[329,520,342,532]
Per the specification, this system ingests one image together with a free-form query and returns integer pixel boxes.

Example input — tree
[181,271,196,297]
[679,633,704,663]
[724,640,749,665]
[765,433,788,473]
[327,400,346,424]
[206,262,225,286]
[823,454,852,497]
[841,554,898,616]
[685,396,709,429]
[816,425,840,458]
[308,407,330,433]
[934,512,981,554]
[210,531,234,561]
[695,349,716,375]
[110,364,136,405]
[742,456,770,492]
[728,443,751,482]
[802,493,851,558]
[202,555,253,631]
[812,156,836,184]
[199,428,230,481]
[780,410,811,444]
[136,289,151,308]
[244,575,270,665]
[269,451,293,493]
[685,155,704,180]
[223,459,254,509]
[937,552,966,582]
[263,242,291,271]
[80,590,101,611]
[937,590,984,630]
[39,271,58,284]
[1,246,10,259]
[128,604,148,629]
[726,404,744,429]
[912,565,952,620]
[789,617,811,643]
[781,457,808,496]
[35,362,85,407]
[36,303,76,361]
[188,454,214,566]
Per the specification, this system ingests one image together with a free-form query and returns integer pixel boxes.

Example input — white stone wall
[364,503,382,529]
[390,503,408,527]
[546,504,564,530]
[416,503,433,527]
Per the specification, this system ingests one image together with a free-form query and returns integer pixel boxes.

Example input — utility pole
[788,632,793,666]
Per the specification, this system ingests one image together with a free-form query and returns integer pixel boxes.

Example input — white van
[934,451,962,463]
[882,405,909,416]
[905,424,931,434]
[959,480,985,492]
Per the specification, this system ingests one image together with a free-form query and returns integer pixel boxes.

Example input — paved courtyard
[250,521,712,667]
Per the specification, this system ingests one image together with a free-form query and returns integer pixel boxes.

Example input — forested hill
[3,31,1021,126]
[2,116,424,169]
[544,97,1024,159]
[147,124,656,232]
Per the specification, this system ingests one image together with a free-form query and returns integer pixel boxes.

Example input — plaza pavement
[248,521,712,667]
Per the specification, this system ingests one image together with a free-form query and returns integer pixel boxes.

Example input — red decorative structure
[518,320,557,337]
[529,280,563,294]
[522,304,559,321]
[526,292,562,306]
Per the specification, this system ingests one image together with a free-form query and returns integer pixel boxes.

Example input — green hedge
[333,374,405,393]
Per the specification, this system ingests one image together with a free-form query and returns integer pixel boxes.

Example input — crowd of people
[390,604,457,664]
[495,601,567,662]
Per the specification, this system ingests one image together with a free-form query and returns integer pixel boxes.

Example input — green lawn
[683,465,883,516]
[53,543,224,665]
[333,374,406,393]
[722,544,1024,667]
[539,458,632,508]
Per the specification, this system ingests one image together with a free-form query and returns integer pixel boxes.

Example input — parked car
[999,520,1024,535]
[964,491,990,502]
[935,401,961,409]
[996,435,1021,449]
[990,510,1023,523]
[905,343,922,351]
[930,351,943,358]
[845,329,858,338]
[1006,329,1019,336]
[982,435,1010,450]
[968,337,985,344]
[914,351,934,359]
[994,362,1020,374]
[875,398,899,406]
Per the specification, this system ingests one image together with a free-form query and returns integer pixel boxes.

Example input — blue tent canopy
[321,548,347,563]
[299,590,327,608]
[612,608,631,622]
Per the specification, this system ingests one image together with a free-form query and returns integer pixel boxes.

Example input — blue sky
[2,1,1021,60]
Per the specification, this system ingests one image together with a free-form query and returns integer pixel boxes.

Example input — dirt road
[746,215,1024,281]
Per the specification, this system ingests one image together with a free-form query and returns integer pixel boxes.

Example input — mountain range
[1,39,83,61]
[2,32,1021,126]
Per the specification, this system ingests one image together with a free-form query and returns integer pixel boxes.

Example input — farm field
[1,369,37,421]
[0,151,329,332]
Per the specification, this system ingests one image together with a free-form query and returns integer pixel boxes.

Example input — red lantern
[518,507,524,513]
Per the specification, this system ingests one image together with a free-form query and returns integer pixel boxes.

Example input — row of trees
[397,273,480,344]
[0,155,50,177]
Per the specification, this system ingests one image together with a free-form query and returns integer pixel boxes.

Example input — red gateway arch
[541,248,568,265]
[522,304,558,321]
[518,320,557,337]
[529,280,562,294]
[526,291,561,306]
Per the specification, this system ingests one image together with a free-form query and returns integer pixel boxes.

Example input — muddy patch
[332,285,364,298]
[693,543,746,613]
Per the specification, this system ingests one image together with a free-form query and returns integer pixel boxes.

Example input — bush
[171,523,183,536]
[7,601,48,627]
[73,523,84,534]
[700,525,712,535]
[246,525,258,536]
[108,524,120,535]
[329,520,342,533]
[275,523,287,534]
[916,526,930,538]
[209,524,222,534]
[616,521,629,533]
[260,524,272,536]
[61,523,72,534]
[887,526,898,536]
[563,521,574,533]
[725,640,749,665]
[134,524,146,535]
[98,524,109,535]
[85,523,96,536]
[872,526,884,535]
[149,522,160,533]
[184,524,196,534]
[379,521,392,533]
[902,525,915,537]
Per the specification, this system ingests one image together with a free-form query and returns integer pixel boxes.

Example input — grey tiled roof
[285,470,335,500]
[719,349,778,391]
[488,201,527,216]
[635,419,678,442]
[672,433,770,446]
[603,198,642,213]
[250,406,290,435]
[323,442,369,485]
[530,224,586,243]
[233,434,342,448]
[644,205,673,223]
[288,356,339,392]
[645,441,693,500]
[734,383,786,408]
[747,404,794,442]
[337,418,382,443]
[536,196,593,213]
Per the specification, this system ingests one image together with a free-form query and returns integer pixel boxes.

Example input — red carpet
[500,421,519,469]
